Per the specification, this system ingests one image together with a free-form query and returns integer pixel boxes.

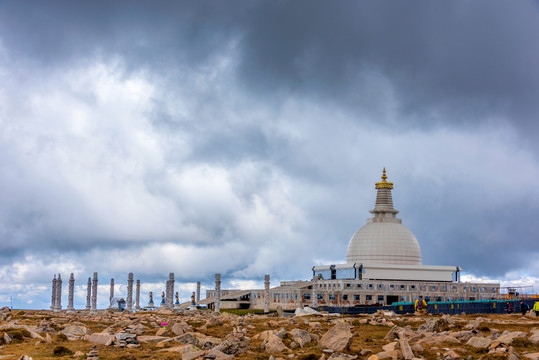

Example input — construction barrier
[318,299,537,315]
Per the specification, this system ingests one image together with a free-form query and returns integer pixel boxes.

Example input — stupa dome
[346,169,422,265]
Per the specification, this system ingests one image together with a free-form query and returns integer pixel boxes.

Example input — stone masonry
[55,274,62,312]
[215,273,221,313]
[86,277,91,310]
[264,274,270,313]
[135,279,140,310]
[126,272,134,312]
[50,275,57,311]
[109,278,114,308]
[91,272,98,313]
[196,281,201,303]
[67,273,75,312]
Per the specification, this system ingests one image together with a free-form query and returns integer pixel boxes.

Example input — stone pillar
[55,274,62,311]
[312,275,318,308]
[91,272,98,313]
[135,279,141,310]
[67,273,75,312]
[166,273,174,308]
[264,274,270,313]
[51,275,57,311]
[86,277,91,310]
[196,281,201,303]
[126,272,134,312]
[215,273,221,313]
[109,278,114,308]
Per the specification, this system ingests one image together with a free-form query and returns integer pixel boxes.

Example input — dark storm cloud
[3,1,538,135]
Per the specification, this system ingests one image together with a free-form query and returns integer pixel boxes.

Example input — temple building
[202,169,500,310]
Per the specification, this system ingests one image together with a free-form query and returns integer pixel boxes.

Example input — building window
[304,294,311,300]
[400,285,405,290]
[492,287,496,292]
[368,284,373,289]
[277,294,280,299]
[421,285,426,291]
[389,284,395,289]
[469,297,476,301]
[425,296,431,302]
[346,283,351,288]
[342,294,348,301]
[411,285,416,290]
[317,294,323,300]
[358,284,362,288]
[482,287,486,292]
[436,296,442,302]
[377,295,384,302]
[458,297,464,301]
[431,286,436,291]
[441,285,447,291]
[472,286,477,291]
[378,284,384,289]
[463,286,467,291]
[354,295,360,301]
[401,296,408,302]
[329,294,336,301]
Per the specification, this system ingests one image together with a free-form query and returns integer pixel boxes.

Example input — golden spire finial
[375,167,394,189]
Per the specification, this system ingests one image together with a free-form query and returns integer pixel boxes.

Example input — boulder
[171,321,193,336]
[62,325,90,339]
[318,323,353,352]
[328,353,358,360]
[466,336,492,349]
[262,334,289,353]
[418,318,442,333]
[289,328,312,347]
[530,331,539,345]
[213,334,249,355]
[88,333,115,346]
[497,331,526,345]
[137,335,168,343]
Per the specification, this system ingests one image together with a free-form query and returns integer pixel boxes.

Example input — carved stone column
[55,274,62,312]
[126,272,134,312]
[91,272,98,314]
[135,279,141,310]
[67,273,75,312]
[51,275,57,311]
[312,275,318,308]
[166,273,174,308]
[196,281,201,303]
[109,278,114,308]
[264,274,270,313]
[215,273,221,313]
[86,277,91,310]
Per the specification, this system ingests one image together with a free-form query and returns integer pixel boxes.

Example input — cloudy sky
[1,1,539,309]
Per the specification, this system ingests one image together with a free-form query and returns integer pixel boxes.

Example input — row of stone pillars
[51,272,204,312]
[51,272,142,313]
[52,272,278,313]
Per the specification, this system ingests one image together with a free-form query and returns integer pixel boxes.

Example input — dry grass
[1,310,539,359]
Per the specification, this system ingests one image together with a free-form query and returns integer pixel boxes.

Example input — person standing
[520,300,529,316]
[533,301,539,317]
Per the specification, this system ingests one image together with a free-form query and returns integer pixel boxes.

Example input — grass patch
[53,345,73,356]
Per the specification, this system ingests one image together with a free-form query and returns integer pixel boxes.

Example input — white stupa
[346,168,421,265]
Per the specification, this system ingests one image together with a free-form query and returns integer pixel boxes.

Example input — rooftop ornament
[375,167,393,189]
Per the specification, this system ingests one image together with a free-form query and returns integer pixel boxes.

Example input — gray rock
[466,336,492,349]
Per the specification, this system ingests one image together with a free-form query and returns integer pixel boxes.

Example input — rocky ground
[1,306,539,359]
